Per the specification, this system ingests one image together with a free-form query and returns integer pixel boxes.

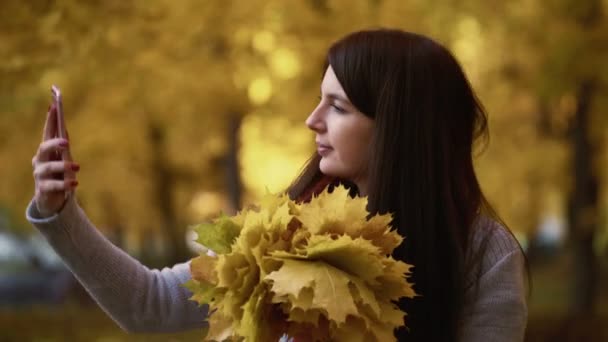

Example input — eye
[318,94,346,113]
[330,103,346,113]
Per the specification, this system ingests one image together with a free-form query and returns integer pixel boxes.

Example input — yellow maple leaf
[190,254,218,284]
[304,235,385,284]
[258,190,289,215]
[205,311,234,342]
[237,283,278,341]
[287,306,322,325]
[360,213,403,254]
[187,184,415,341]
[216,253,248,288]
[183,279,220,306]
[266,258,359,325]
[349,278,381,320]
[289,286,314,311]
[333,316,375,342]
[297,186,368,236]
[372,258,416,302]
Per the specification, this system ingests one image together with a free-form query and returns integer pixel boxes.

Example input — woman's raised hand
[32,104,80,217]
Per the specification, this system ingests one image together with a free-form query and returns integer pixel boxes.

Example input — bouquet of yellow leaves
[184,185,415,342]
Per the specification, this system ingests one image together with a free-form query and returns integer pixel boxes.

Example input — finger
[62,141,73,162]
[61,116,73,160]
[36,138,69,162]
[56,103,68,140]
[57,121,74,161]
[62,127,73,162]
[38,179,79,193]
[42,104,58,141]
[33,160,80,180]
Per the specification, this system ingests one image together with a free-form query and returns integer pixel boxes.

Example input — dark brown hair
[288,29,515,341]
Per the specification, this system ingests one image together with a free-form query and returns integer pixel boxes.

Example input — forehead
[321,66,347,97]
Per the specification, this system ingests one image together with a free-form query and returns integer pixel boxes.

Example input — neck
[354,178,368,197]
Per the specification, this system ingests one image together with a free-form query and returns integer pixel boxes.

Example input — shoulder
[460,216,529,340]
[463,216,528,306]
[469,216,525,278]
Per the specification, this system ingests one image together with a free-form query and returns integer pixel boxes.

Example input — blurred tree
[0,0,387,263]
[477,0,608,314]
[1,0,253,264]
[525,0,607,314]
[1,0,606,275]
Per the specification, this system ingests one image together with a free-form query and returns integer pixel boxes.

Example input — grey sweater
[26,195,527,341]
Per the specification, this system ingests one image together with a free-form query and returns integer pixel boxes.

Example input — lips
[316,141,333,156]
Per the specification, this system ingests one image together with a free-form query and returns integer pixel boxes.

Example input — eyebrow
[323,92,351,104]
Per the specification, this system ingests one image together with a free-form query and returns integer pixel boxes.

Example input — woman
[28,29,527,341]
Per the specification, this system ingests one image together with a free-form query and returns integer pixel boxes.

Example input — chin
[318,159,331,175]
[319,159,342,178]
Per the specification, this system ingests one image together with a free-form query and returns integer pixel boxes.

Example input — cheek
[343,140,370,168]
[325,114,374,176]
[335,129,372,169]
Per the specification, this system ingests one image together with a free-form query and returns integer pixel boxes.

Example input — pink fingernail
[71,163,80,171]
[59,140,69,147]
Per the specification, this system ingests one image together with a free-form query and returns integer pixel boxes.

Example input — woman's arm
[28,103,207,333]
[26,194,208,333]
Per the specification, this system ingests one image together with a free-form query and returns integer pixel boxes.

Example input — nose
[305,104,326,133]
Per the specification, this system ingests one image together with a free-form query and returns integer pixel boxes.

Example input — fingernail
[59,140,69,147]
[70,180,79,187]
[71,163,80,171]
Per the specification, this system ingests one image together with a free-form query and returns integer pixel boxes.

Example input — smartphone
[51,85,73,197]
[51,85,67,140]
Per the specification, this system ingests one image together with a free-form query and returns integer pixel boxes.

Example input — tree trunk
[568,79,599,315]
[147,120,190,265]
[225,113,243,214]
[100,191,125,249]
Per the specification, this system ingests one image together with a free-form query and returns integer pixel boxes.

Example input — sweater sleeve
[25,194,208,333]
[459,227,528,342]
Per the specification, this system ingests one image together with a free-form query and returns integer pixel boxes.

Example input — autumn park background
[1,0,607,341]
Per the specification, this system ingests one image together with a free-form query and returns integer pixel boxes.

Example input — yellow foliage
[187,185,415,341]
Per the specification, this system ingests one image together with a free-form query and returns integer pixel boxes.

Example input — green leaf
[183,279,219,306]
[193,215,241,254]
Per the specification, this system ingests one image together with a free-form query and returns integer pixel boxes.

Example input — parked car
[0,231,77,306]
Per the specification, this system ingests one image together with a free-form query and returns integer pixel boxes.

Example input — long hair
[288,29,505,341]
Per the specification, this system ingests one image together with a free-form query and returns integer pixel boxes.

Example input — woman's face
[306,66,374,189]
